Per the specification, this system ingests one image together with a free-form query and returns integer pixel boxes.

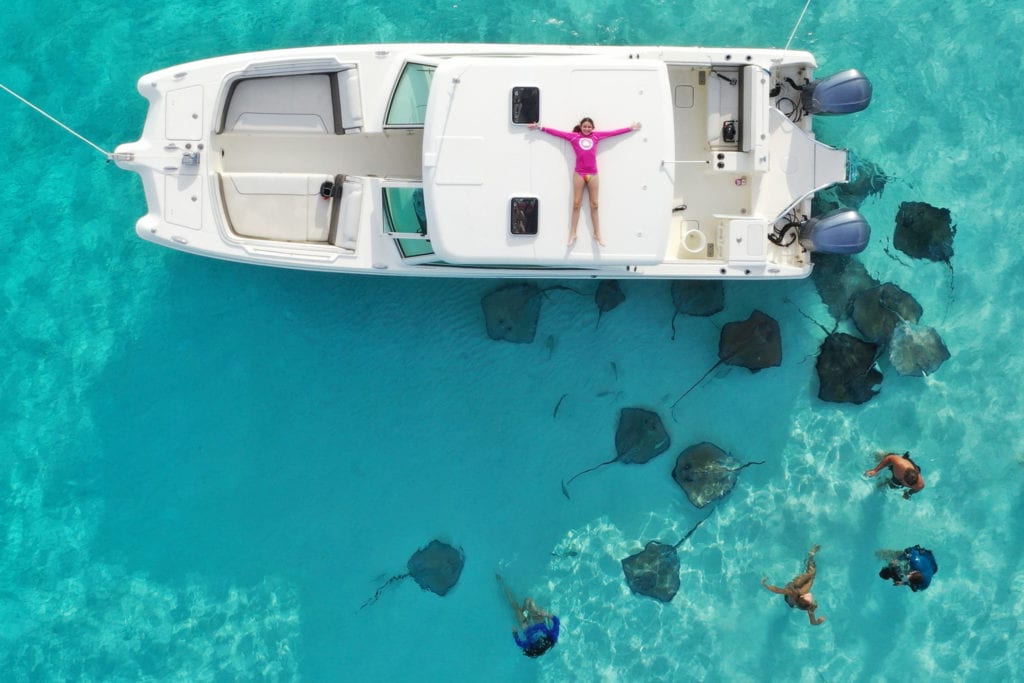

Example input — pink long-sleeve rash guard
[538,126,633,175]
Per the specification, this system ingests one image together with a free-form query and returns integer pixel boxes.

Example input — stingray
[560,407,670,498]
[851,283,922,347]
[889,321,951,376]
[671,442,764,509]
[361,540,465,609]
[813,153,888,212]
[620,513,711,603]
[669,280,725,340]
[594,280,625,329]
[837,155,889,209]
[671,310,781,410]
[481,283,543,343]
[810,253,880,321]
[893,201,956,265]
[815,332,882,404]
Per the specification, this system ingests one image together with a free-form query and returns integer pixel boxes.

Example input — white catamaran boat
[115,43,872,279]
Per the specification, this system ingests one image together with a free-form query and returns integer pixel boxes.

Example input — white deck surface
[424,58,675,266]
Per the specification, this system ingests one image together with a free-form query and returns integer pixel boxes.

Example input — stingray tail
[670,359,724,414]
[360,572,409,610]
[727,460,766,473]
[785,296,833,334]
[561,459,615,498]
[674,510,715,549]
[552,393,568,419]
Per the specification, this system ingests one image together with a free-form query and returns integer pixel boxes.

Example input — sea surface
[1,1,1022,681]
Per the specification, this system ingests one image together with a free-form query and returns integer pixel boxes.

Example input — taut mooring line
[0,81,115,159]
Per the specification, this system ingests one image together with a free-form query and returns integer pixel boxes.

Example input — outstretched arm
[761,578,789,595]
[528,124,574,141]
[807,609,825,626]
[594,124,640,140]
[865,455,898,477]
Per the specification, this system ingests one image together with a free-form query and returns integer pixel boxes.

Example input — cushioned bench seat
[223,74,336,134]
[219,172,334,242]
[221,70,364,134]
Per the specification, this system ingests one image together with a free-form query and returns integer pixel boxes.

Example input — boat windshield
[382,186,434,258]
[386,62,436,127]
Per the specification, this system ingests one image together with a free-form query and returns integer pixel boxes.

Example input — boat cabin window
[385,63,436,127]
[511,87,539,124]
[382,187,435,258]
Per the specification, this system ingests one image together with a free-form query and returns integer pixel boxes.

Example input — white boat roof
[423,57,675,267]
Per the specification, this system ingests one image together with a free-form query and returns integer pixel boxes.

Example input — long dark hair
[572,117,595,134]
[522,635,554,658]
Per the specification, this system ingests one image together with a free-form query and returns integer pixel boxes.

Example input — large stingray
[669,280,725,340]
[594,280,626,329]
[671,442,764,508]
[671,310,781,410]
[361,540,465,608]
[815,332,882,404]
[620,514,710,602]
[851,283,922,347]
[810,253,880,321]
[482,284,543,343]
[889,321,951,376]
[893,201,956,264]
[561,407,670,498]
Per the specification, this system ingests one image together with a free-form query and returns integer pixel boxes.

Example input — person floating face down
[878,545,938,592]
[864,451,924,499]
[761,545,826,626]
[527,118,641,247]
[496,575,560,658]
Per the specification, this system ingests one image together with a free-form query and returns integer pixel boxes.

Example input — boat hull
[116,43,859,280]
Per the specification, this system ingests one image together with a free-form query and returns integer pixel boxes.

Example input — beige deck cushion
[221,172,333,242]
[224,74,335,133]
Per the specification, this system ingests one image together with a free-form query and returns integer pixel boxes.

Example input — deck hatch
[511,87,539,124]
[510,197,538,235]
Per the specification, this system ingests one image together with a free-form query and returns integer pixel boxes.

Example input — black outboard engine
[801,69,872,115]
[799,208,871,254]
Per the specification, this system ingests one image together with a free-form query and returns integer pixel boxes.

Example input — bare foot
[567,233,577,246]
[594,233,605,247]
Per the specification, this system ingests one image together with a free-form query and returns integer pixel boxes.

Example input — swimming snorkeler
[527,118,641,247]
[864,451,924,499]
[877,545,937,592]
[496,574,560,658]
[761,545,826,626]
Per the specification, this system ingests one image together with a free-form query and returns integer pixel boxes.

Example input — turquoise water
[2,1,1023,680]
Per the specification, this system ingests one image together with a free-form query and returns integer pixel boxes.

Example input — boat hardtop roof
[423,56,675,267]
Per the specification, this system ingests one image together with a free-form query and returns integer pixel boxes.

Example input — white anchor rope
[785,0,814,51]
[0,81,113,158]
